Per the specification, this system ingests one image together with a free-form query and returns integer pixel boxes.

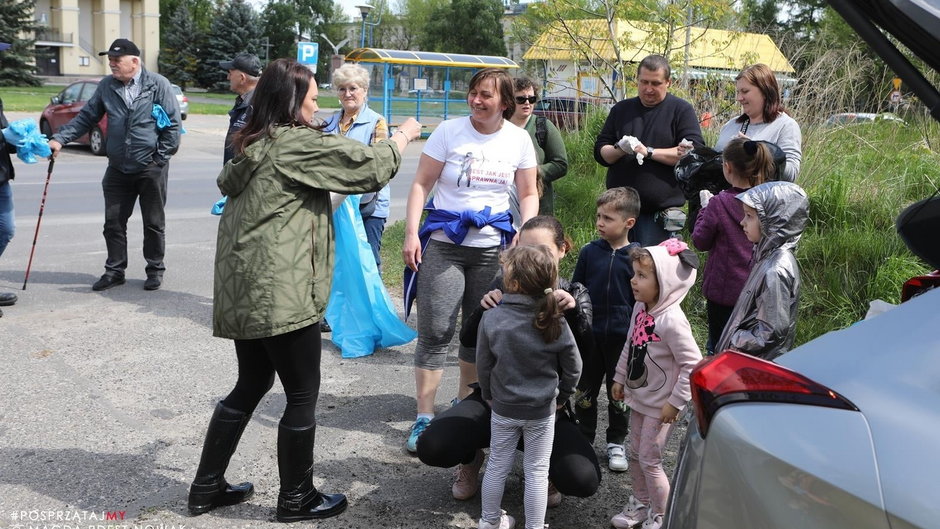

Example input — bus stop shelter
[345,48,518,130]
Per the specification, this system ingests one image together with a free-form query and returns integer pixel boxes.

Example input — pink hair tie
[658,238,688,256]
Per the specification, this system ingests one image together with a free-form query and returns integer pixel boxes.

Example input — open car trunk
[828,0,940,122]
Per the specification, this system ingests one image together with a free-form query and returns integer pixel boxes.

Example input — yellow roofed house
[522,18,795,100]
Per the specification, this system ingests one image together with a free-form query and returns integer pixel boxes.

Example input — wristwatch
[647,147,655,159]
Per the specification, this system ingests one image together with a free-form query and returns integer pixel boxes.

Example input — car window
[79,82,98,102]
[535,100,550,111]
[172,85,182,96]
[61,83,83,104]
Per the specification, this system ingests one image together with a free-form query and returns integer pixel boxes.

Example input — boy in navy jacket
[572,186,640,472]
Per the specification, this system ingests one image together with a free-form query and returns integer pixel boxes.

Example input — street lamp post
[355,4,381,48]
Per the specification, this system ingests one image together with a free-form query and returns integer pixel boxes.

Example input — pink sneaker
[452,449,484,500]
[611,495,648,529]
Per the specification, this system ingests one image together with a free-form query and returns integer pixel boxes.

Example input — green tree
[198,0,263,91]
[394,0,447,50]
[262,0,300,63]
[422,0,506,55]
[740,0,779,33]
[159,2,202,88]
[0,0,40,86]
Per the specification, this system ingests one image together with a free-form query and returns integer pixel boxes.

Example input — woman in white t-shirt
[402,68,538,454]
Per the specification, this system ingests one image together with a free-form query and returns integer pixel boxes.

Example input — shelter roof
[522,19,794,73]
[346,48,518,68]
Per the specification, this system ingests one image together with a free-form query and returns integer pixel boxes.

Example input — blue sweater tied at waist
[404,203,516,318]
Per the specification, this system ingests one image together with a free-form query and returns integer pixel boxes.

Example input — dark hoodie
[716,181,810,360]
[572,238,640,339]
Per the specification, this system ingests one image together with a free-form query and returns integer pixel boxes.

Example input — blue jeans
[362,215,386,268]
[630,211,670,247]
[0,181,14,258]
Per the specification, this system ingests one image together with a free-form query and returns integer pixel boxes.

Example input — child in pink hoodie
[610,239,702,529]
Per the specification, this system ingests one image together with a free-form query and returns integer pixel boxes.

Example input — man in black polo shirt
[594,54,703,246]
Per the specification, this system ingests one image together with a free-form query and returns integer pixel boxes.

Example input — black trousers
[101,162,168,276]
[706,299,735,355]
[223,324,322,427]
[417,387,601,498]
[574,334,630,445]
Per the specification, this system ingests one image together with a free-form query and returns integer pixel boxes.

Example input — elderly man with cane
[48,38,180,292]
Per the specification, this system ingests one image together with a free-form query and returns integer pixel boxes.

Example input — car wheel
[89,126,106,156]
[181,112,187,120]
[40,119,52,139]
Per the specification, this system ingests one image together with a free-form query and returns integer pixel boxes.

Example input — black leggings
[417,387,601,497]
[222,324,322,428]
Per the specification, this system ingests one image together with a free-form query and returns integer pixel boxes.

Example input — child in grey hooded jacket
[476,245,582,529]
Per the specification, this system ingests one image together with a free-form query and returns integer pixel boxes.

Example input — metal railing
[35,27,73,43]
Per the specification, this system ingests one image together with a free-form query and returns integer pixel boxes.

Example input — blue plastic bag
[3,119,51,164]
[152,104,185,134]
[325,195,416,357]
[211,196,227,215]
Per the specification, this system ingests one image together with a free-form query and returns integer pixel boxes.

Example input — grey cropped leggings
[414,238,500,370]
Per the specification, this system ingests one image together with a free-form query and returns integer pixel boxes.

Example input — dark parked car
[39,79,108,156]
[665,1,940,528]
[532,96,606,131]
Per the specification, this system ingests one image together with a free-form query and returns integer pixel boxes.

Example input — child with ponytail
[692,138,775,355]
[476,244,582,529]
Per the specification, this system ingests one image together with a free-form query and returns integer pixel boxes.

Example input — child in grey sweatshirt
[476,245,582,529]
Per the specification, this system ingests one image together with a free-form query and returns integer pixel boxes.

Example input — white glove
[699,189,714,209]
[678,138,694,158]
[615,135,633,152]
[616,135,645,165]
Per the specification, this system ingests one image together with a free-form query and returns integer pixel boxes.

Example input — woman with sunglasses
[508,78,568,216]
[402,67,538,454]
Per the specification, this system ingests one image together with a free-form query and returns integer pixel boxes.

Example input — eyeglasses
[515,95,538,104]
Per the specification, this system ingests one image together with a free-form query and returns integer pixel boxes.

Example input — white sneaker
[607,443,629,472]
[641,511,664,529]
[478,509,515,529]
[611,495,647,528]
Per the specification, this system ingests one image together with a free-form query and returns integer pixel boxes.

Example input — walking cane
[22,158,55,290]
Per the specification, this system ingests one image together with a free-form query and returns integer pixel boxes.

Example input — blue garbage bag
[325,195,416,357]
[3,119,51,164]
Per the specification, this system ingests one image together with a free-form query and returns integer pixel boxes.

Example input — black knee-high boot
[188,402,255,515]
[275,422,347,523]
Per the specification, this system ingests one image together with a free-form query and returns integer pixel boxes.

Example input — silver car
[666,1,940,527]
[171,83,189,120]
[668,285,940,528]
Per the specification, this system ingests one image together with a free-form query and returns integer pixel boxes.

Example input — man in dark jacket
[0,42,19,315]
[49,38,180,292]
[221,53,260,164]
[594,54,703,247]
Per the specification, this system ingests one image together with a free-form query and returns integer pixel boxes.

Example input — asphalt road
[0,113,681,529]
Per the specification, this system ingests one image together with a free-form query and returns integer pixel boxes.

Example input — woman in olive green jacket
[188,59,422,522]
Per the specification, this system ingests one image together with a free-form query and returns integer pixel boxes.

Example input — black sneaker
[92,273,126,291]
[144,276,162,291]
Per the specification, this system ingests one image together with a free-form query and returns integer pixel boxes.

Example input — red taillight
[901,271,940,302]
[182,96,188,103]
[690,351,857,436]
